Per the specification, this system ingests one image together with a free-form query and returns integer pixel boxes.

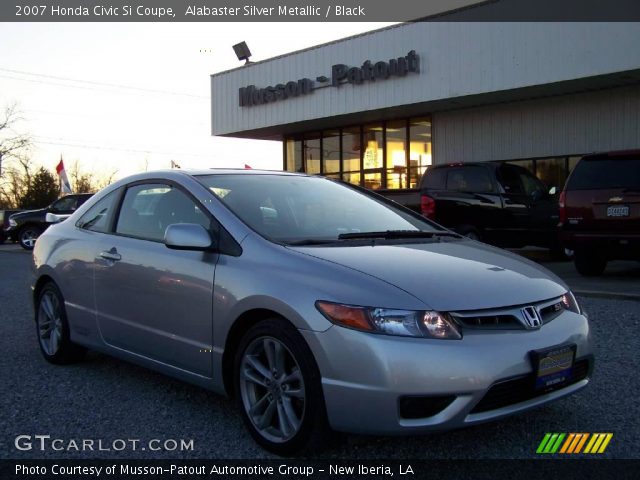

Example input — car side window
[51,196,77,212]
[116,184,211,242]
[497,165,524,194]
[518,170,546,197]
[76,190,119,233]
[445,167,494,192]
[423,168,447,189]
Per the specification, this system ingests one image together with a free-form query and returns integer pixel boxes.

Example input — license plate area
[607,205,629,217]
[530,344,576,391]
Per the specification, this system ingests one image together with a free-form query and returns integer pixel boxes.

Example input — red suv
[559,151,640,276]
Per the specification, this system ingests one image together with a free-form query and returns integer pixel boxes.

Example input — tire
[234,317,329,455]
[18,225,42,250]
[574,250,607,277]
[458,226,482,242]
[35,282,86,364]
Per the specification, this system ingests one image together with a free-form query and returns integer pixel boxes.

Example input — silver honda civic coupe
[32,170,592,454]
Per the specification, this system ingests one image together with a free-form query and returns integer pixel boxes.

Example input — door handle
[99,249,121,261]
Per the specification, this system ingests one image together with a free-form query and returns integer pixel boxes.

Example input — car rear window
[567,156,640,190]
[423,168,447,189]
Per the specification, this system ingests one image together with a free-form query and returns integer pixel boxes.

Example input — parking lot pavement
[510,248,640,300]
[1,245,639,459]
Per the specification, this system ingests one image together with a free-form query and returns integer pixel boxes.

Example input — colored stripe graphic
[538,433,613,454]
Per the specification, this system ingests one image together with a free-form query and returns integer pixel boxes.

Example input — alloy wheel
[239,337,306,443]
[38,290,63,356]
[20,229,39,249]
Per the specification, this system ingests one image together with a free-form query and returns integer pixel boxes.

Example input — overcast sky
[0,22,394,181]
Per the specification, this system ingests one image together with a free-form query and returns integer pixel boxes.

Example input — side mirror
[548,186,557,196]
[164,223,215,251]
[45,212,70,223]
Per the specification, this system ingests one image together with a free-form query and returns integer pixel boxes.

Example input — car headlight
[8,218,17,227]
[561,291,581,314]
[316,301,462,340]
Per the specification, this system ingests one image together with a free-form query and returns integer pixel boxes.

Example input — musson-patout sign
[238,50,420,107]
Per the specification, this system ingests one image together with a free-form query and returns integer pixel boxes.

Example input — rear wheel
[574,250,607,276]
[19,225,42,250]
[35,282,86,364]
[234,318,329,455]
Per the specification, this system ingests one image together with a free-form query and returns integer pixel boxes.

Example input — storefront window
[536,157,566,190]
[363,124,383,189]
[304,132,321,175]
[409,118,432,188]
[385,120,407,189]
[342,127,361,186]
[284,116,435,191]
[322,130,340,175]
[285,138,303,173]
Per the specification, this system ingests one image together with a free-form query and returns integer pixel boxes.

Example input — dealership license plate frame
[607,204,629,217]
[530,344,576,391]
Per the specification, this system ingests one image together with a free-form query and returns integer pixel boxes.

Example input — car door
[94,182,218,377]
[495,164,532,244]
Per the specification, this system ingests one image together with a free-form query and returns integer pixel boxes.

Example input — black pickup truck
[5,193,93,250]
[383,162,567,257]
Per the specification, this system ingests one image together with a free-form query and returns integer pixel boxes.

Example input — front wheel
[234,318,329,455]
[19,225,42,250]
[36,282,86,364]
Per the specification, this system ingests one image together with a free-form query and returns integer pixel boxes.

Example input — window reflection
[386,120,407,189]
[304,132,321,175]
[285,138,303,173]
[409,118,432,188]
[323,130,340,175]
[342,127,361,186]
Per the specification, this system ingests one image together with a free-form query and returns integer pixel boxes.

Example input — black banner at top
[1,0,640,22]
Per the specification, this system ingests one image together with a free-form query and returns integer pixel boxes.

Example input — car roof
[581,149,640,159]
[182,168,303,176]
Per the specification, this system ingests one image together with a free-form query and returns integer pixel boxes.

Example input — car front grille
[452,296,568,331]
[470,357,592,414]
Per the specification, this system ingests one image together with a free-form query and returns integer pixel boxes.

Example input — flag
[56,157,72,194]
[244,164,252,169]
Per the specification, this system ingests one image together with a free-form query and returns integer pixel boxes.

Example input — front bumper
[301,309,592,435]
[4,225,19,241]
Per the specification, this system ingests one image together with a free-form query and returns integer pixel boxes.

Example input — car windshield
[197,174,442,244]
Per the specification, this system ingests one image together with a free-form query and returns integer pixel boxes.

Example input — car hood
[11,208,45,218]
[290,239,567,311]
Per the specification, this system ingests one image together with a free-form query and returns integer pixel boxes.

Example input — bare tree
[0,104,33,208]
[68,160,118,193]
[0,103,30,175]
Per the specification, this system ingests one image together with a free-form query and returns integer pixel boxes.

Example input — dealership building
[210,20,640,194]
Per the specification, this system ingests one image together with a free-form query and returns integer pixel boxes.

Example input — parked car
[0,209,23,244]
[32,170,592,454]
[6,193,93,250]
[560,150,640,276]
[417,162,569,257]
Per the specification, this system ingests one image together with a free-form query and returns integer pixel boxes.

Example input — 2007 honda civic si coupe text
[32,170,593,454]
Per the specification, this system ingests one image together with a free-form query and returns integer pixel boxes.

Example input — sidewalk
[510,248,640,301]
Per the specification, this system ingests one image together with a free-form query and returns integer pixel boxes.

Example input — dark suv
[6,194,93,250]
[560,150,640,276]
[419,162,566,256]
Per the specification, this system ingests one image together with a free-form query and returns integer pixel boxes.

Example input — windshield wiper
[285,239,340,246]
[338,230,459,240]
